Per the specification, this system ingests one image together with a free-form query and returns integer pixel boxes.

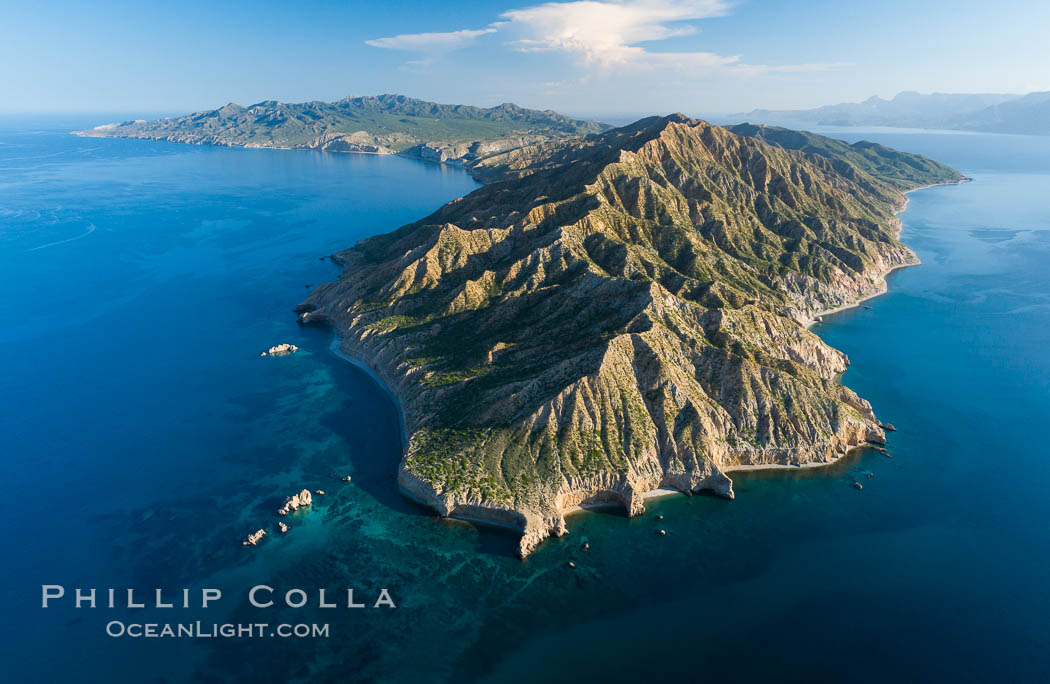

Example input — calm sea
[2,116,1049,683]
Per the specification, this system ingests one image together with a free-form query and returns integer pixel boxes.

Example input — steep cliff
[299,114,964,556]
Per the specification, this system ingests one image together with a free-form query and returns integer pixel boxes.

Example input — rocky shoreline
[313,291,879,555]
[71,94,610,182]
[298,117,966,557]
[799,177,970,328]
[313,274,889,556]
[74,126,554,178]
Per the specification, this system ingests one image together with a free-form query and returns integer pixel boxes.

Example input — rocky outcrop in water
[265,343,298,357]
[243,529,267,546]
[277,489,312,516]
[301,114,962,556]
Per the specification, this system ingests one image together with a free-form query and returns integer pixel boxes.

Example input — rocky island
[74,94,609,168]
[296,114,963,557]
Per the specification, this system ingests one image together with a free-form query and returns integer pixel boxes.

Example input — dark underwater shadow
[301,324,524,558]
[295,325,426,515]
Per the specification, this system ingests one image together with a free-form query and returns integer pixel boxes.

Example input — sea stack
[243,529,267,546]
[277,489,313,515]
[266,343,298,357]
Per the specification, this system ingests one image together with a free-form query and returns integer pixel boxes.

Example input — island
[296,113,965,556]
[74,94,610,167]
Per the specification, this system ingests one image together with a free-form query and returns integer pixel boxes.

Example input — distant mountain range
[75,94,611,166]
[735,91,1050,135]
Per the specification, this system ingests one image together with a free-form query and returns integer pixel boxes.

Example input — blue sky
[2,0,1048,117]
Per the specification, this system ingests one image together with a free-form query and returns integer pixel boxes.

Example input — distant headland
[74,94,611,174]
[733,90,1050,136]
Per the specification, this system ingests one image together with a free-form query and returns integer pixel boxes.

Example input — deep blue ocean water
[3,116,1049,683]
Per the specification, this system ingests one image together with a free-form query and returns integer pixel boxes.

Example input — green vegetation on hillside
[76,94,610,163]
[302,113,963,554]
[727,123,964,189]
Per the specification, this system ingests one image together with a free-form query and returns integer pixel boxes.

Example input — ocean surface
[3,116,1049,683]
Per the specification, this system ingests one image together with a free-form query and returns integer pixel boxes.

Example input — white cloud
[364,1,849,75]
[365,28,496,56]
[500,0,731,67]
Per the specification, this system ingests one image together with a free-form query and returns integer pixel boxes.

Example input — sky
[1,0,1048,118]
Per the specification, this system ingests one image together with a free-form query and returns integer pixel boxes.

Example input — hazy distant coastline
[732,90,1050,136]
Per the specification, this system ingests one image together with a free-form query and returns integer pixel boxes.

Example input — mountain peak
[74,94,611,157]
[300,116,962,556]
[893,90,923,101]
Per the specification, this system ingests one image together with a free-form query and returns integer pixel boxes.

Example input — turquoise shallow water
[2,117,1049,682]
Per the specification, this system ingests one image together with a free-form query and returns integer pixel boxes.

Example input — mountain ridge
[733,90,1049,135]
[74,94,611,167]
[296,114,965,556]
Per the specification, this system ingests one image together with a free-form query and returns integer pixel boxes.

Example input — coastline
[802,262,916,330]
[314,174,968,551]
[72,130,483,176]
[802,177,970,330]
[324,332,518,532]
[722,452,865,473]
[564,487,681,517]
[562,451,876,517]
[616,178,970,499]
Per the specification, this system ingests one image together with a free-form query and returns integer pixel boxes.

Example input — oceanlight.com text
[105,621,330,638]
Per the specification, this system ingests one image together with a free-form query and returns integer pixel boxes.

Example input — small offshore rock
[867,472,875,478]
[853,481,864,490]
[656,514,664,521]
[259,352,267,357]
[278,522,289,533]
[277,489,313,516]
[243,529,267,546]
[567,561,576,569]
[880,423,898,432]
[581,542,589,551]
[315,490,325,495]
[341,475,352,482]
[266,343,298,357]
[657,529,667,536]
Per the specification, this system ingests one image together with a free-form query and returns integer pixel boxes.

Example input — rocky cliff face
[300,114,963,556]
